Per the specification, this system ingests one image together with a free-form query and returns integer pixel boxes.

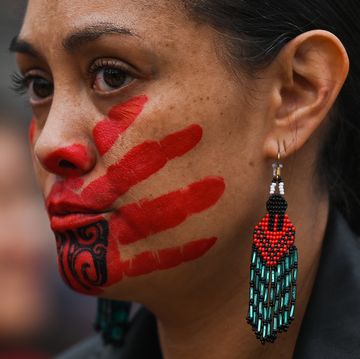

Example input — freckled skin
[18,0,274,302]
[14,1,345,358]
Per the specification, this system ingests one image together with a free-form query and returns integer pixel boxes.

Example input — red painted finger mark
[72,124,203,210]
[55,176,225,293]
[44,97,225,293]
[58,236,217,293]
[122,237,217,277]
[109,176,225,244]
[29,118,36,144]
[93,95,148,155]
[46,124,203,224]
[105,237,217,285]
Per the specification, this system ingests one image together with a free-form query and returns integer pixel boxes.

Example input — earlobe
[263,30,350,159]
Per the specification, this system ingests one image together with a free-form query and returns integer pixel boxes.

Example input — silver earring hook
[272,148,283,180]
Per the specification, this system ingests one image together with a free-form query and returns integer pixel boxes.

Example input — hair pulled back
[184,0,360,233]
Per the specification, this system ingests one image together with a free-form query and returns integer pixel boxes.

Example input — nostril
[41,144,96,177]
[58,159,77,170]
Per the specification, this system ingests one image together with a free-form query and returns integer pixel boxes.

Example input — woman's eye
[93,67,133,93]
[12,72,53,104]
[30,77,54,101]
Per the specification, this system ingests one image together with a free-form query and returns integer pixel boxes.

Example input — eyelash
[11,59,135,96]
[11,72,33,95]
[87,58,133,77]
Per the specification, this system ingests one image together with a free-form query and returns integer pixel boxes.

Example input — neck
[141,149,329,359]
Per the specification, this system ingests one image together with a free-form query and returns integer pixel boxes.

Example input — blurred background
[0,1,97,357]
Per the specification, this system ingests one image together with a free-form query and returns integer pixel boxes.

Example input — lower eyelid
[92,79,137,98]
[30,97,53,107]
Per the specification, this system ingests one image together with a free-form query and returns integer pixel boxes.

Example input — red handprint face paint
[93,95,148,155]
[42,144,93,177]
[46,96,226,294]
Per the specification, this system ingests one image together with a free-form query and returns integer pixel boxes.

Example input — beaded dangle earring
[95,298,131,346]
[246,152,298,343]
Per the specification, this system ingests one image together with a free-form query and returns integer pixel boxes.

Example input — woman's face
[15,0,272,299]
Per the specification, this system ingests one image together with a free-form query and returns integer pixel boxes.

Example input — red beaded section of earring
[253,214,296,267]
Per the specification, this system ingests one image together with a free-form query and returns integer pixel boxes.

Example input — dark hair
[184,0,360,234]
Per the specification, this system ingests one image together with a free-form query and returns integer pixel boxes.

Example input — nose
[34,92,98,178]
[37,143,96,177]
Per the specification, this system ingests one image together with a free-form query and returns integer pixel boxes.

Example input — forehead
[21,0,185,44]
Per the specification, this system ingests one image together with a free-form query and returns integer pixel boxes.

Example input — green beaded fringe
[247,246,298,343]
[94,299,131,346]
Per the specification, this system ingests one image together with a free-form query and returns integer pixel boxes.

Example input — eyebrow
[9,22,137,56]
[63,23,137,51]
[9,36,39,57]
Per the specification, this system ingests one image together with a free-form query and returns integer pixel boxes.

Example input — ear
[263,30,349,159]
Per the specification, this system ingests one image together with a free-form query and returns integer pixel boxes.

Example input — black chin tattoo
[55,220,109,291]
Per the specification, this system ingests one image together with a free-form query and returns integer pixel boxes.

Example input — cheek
[28,119,49,190]
[49,96,229,295]
[93,95,148,156]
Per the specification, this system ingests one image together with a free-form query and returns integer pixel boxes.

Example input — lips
[47,200,110,231]
[50,213,107,231]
